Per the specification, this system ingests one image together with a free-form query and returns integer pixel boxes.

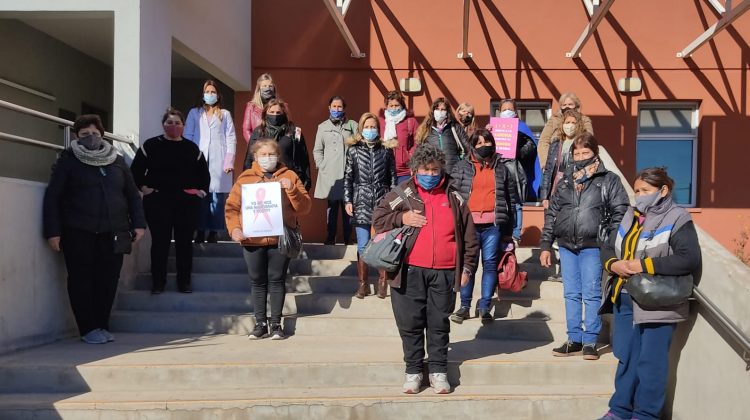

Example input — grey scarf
[70,140,118,166]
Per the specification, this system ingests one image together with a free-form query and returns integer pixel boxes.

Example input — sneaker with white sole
[402,373,423,394]
[248,322,268,340]
[269,323,285,340]
[81,329,107,344]
[98,329,115,342]
[429,372,450,394]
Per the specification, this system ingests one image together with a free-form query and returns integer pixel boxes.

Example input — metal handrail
[692,287,750,370]
[0,98,134,145]
[0,131,64,151]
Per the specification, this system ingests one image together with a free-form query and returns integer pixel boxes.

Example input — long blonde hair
[251,73,277,108]
[456,102,477,136]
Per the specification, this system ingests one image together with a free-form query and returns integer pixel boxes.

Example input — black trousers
[391,266,456,374]
[243,245,290,325]
[60,227,124,336]
[144,192,200,288]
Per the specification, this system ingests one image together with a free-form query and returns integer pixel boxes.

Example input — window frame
[635,101,700,207]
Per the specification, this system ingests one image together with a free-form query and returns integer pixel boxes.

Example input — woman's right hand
[542,199,549,209]
[48,237,61,252]
[540,250,552,267]
[141,186,155,196]
[402,210,427,228]
[345,203,353,216]
[231,228,245,242]
[611,260,638,278]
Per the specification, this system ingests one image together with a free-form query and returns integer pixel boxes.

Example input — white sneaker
[80,329,107,344]
[402,373,423,394]
[98,329,115,342]
[429,372,450,394]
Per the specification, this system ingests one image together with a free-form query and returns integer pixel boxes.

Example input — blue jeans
[326,200,351,242]
[459,224,500,311]
[558,247,602,344]
[354,225,371,255]
[199,192,227,231]
[513,203,523,239]
[609,293,676,420]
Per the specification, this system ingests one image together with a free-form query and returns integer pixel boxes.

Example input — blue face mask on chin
[416,173,442,190]
[330,109,345,120]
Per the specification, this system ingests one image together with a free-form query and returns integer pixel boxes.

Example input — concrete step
[176,243,359,260]
[0,334,615,394]
[0,386,611,419]
[167,256,376,276]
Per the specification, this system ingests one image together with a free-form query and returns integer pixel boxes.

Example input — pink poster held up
[489,117,519,159]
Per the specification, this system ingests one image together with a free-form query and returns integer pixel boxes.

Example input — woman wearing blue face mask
[344,112,397,299]
[313,96,358,245]
[596,167,701,420]
[415,97,470,174]
[183,79,237,243]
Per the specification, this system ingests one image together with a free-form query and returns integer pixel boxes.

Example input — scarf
[435,119,448,133]
[614,195,690,261]
[571,158,599,193]
[70,140,117,167]
[265,123,285,140]
[384,109,406,142]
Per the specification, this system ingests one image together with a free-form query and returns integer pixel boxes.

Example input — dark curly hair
[409,143,446,172]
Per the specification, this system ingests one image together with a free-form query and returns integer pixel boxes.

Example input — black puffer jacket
[449,153,517,235]
[502,158,527,206]
[245,124,311,190]
[420,122,470,173]
[540,161,629,252]
[43,150,146,238]
[344,139,397,225]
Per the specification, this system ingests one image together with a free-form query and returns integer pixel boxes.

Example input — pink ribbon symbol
[253,187,273,227]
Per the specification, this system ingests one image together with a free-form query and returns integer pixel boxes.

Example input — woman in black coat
[43,114,146,344]
[415,97,470,174]
[244,99,311,190]
[344,112,397,299]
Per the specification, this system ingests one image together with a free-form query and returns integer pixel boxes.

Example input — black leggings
[243,245,290,325]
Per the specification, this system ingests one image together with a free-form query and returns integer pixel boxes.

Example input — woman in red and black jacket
[379,90,418,184]
[372,143,478,395]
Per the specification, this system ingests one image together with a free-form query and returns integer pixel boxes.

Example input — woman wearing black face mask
[244,99,310,190]
[539,132,629,361]
[448,129,517,324]
[43,114,146,344]
[456,103,477,136]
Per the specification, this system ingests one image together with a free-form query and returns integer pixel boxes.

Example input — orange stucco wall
[234,0,750,251]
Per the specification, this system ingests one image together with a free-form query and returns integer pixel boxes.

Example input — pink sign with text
[489,117,519,159]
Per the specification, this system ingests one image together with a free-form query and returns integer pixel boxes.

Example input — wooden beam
[566,0,616,58]
[677,0,750,57]
[322,0,365,58]
[457,0,472,59]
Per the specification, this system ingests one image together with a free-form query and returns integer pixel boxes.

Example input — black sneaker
[552,341,583,356]
[478,309,494,324]
[248,322,268,340]
[194,230,205,244]
[178,284,193,294]
[269,323,286,340]
[206,231,218,243]
[324,237,335,245]
[449,307,471,324]
[583,344,600,360]
[151,284,165,295]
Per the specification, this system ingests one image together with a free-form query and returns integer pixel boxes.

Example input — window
[636,102,699,206]
[489,100,552,139]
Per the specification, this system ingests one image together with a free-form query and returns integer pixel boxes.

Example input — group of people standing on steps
[41,75,700,418]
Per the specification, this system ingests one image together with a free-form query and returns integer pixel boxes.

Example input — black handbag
[624,273,694,309]
[361,186,415,272]
[278,225,303,259]
[113,231,133,255]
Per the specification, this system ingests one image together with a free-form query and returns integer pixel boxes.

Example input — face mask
[267,114,287,127]
[635,189,664,213]
[562,123,577,138]
[257,156,278,172]
[362,128,379,142]
[203,93,218,105]
[78,133,103,150]
[330,109,345,120]
[260,87,275,100]
[500,110,517,118]
[460,115,473,125]
[416,173,442,190]
[475,145,495,159]
[164,124,184,139]
[386,108,403,117]
[573,156,597,171]
[433,109,448,122]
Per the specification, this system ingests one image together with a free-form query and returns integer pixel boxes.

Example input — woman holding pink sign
[225,138,311,340]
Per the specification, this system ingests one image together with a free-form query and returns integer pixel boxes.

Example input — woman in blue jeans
[540,132,629,360]
[449,128,517,323]
[344,112,397,299]
[597,167,701,420]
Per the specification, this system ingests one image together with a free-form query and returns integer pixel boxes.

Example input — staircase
[0,243,615,419]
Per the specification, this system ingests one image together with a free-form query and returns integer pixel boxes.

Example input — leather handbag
[624,273,694,309]
[361,186,415,272]
[278,225,303,259]
[497,250,528,293]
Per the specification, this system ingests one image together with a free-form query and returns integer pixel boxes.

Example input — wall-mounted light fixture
[618,77,642,93]
[399,78,422,93]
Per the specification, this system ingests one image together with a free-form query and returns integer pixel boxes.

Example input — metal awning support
[707,0,727,14]
[336,0,352,16]
[583,0,600,17]
[323,0,365,58]
[566,0,615,58]
[457,0,472,59]
[677,0,749,57]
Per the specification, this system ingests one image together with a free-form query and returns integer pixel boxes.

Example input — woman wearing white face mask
[379,90,418,184]
[415,97,470,174]
[225,139,312,340]
[538,92,594,168]
[184,79,237,244]
[539,109,588,209]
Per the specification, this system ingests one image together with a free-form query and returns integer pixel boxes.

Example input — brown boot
[377,269,388,299]
[355,257,370,299]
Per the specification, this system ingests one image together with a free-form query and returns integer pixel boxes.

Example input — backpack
[497,251,528,293]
